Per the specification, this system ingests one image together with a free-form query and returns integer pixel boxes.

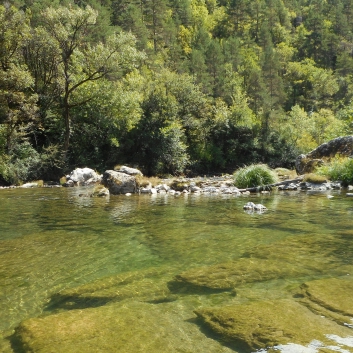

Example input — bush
[316,157,353,186]
[233,164,278,188]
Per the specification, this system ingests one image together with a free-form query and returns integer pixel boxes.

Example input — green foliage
[233,163,278,188]
[316,157,353,186]
[2,1,353,179]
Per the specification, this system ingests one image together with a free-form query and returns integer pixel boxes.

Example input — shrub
[233,164,278,188]
[316,157,353,186]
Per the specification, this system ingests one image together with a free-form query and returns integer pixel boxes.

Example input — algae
[299,277,353,327]
[195,299,353,352]
[172,234,353,292]
[48,267,175,311]
[16,301,233,353]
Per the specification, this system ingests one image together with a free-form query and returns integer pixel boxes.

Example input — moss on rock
[49,267,174,311]
[172,258,313,291]
[300,277,353,326]
[172,235,353,292]
[195,299,353,352]
[15,301,233,353]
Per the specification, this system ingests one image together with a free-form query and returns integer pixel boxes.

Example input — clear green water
[0,187,353,351]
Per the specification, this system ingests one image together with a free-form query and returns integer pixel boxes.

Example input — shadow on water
[44,293,115,312]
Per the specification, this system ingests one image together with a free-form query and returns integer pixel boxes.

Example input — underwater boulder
[300,277,353,327]
[195,299,353,352]
[15,301,233,353]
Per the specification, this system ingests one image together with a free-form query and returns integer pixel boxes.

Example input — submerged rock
[172,258,313,291]
[171,235,353,292]
[195,299,352,352]
[300,277,353,327]
[49,267,173,309]
[15,301,233,353]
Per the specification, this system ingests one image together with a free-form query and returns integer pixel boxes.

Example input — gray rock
[254,203,267,211]
[156,184,170,192]
[20,182,39,188]
[243,202,256,210]
[118,166,143,176]
[190,186,201,192]
[66,168,100,185]
[102,170,137,195]
[97,187,109,197]
[64,180,75,187]
[296,136,353,174]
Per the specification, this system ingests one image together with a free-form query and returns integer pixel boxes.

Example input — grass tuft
[316,157,353,186]
[135,175,161,188]
[303,173,327,184]
[233,164,278,189]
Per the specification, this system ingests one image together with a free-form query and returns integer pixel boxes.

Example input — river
[0,186,352,352]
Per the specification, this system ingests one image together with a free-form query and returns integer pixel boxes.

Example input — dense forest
[1,0,353,183]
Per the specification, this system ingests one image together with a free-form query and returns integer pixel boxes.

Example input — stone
[296,136,353,174]
[171,235,353,292]
[117,166,143,176]
[254,203,266,211]
[15,301,233,353]
[102,170,137,195]
[64,180,75,187]
[194,299,352,352]
[66,168,100,185]
[92,185,109,197]
[243,202,255,210]
[300,277,353,326]
[156,184,170,192]
[20,182,39,188]
[49,267,173,308]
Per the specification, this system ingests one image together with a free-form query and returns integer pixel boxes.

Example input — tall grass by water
[316,157,353,185]
[233,164,278,188]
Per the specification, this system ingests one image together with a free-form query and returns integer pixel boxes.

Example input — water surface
[0,187,352,352]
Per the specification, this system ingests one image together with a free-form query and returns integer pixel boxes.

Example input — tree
[0,4,38,153]
[39,5,145,155]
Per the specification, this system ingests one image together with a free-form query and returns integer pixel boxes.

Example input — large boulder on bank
[195,299,353,352]
[102,170,137,194]
[66,168,101,185]
[296,136,353,174]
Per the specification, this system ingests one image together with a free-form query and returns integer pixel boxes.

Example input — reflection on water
[0,187,352,352]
